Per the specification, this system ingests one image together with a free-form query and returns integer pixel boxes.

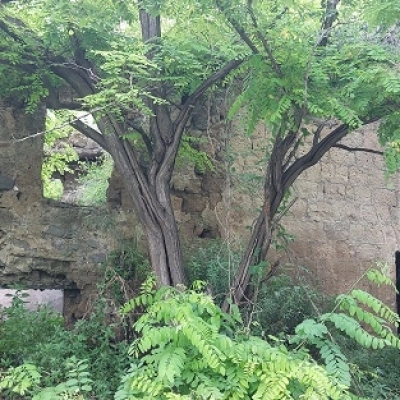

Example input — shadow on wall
[0,289,63,313]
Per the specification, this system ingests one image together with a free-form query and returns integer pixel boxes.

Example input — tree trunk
[222,201,273,312]
[48,8,242,291]
[98,115,187,287]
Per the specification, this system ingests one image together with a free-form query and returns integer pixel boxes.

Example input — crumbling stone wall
[0,102,137,323]
[0,100,399,319]
[213,120,400,306]
[283,125,399,305]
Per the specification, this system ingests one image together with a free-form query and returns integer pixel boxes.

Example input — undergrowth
[1,249,400,399]
[78,154,114,206]
[0,298,129,399]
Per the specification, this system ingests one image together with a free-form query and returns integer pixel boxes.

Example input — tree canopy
[0,0,399,305]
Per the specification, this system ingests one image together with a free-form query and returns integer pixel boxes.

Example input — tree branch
[69,120,109,153]
[0,18,26,45]
[175,58,244,129]
[159,58,244,183]
[50,62,97,97]
[333,143,384,155]
[281,117,381,197]
[247,0,283,77]
[214,0,259,54]
[281,123,348,198]
[318,0,341,46]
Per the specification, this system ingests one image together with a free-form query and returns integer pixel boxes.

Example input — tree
[0,0,399,307]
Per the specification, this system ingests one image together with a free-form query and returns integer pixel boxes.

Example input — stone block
[182,194,207,213]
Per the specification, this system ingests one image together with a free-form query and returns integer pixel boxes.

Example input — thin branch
[0,58,36,74]
[247,0,283,77]
[0,18,26,45]
[159,58,244,182]
[214,0,259,54]
[0,107,108,147]
[333,143,384,155]
[318,0,341,47]
[313,124,324,146]
[175,58,244,129]
[70,120,109,153]
[281,117,381,196]
[283,136,302,170]
[281,122,349,196]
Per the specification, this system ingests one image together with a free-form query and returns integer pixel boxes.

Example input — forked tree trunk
[48,8,242,291]
[98,116,187,287]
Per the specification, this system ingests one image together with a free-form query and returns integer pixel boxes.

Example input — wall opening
[396,251,400,334]
[0,288,64,313]
[42,110,112,205]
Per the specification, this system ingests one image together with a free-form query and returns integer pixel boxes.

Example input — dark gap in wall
[63,288,82,326]
[396,251,400,334]
[198,228,215,239]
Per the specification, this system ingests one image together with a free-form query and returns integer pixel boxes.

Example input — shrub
[185,240,240,305]
[0,293,63,367]
[117,277,352,399]
[78,154,113,206]
[248,274,332,337]
[0,294,129,400]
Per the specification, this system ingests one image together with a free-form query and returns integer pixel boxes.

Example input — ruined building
[0,101,399,320]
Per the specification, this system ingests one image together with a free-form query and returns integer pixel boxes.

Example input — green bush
[338,336,400,399]
[28,301,129,399]
[248,274,332,337]
[185,240,240,305]
[101,242,149,305]
[78,154,113,206]
[118,277,349,399]
[1,264,400,399]
[0,294,63,367]
[186,241,329,336]
[0,295,129,400]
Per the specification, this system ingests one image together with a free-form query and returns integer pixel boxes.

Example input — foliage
[118,277,352,399]
[78,154,114,206]
[0,363,41,399]
[185,240,240,305]
[362,0,400,29]
[33,357,93,400]
[0,294,129,400]
[101,241,150,305]
[97,241,150,341]
[248,274,331,337]
[42,110,79,200]
[176,135,215,174]
[0,292,64,367]
[1,265,400,399]
[346,346,400,399]
[291,265,400,391]
[1,0,400,299]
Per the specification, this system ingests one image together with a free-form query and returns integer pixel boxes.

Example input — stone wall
[0,100,399,319]
[0,103,137,323]
[283,125,399,305]
[213,120,400,306]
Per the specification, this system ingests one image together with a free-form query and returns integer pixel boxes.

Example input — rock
[0,174,16,191]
